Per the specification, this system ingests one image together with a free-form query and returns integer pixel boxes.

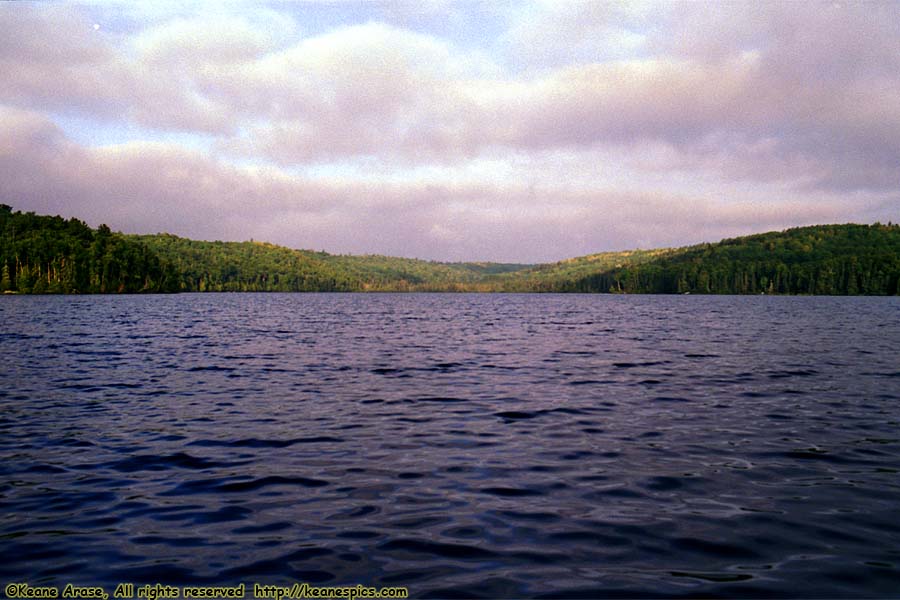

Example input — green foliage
[315,253,531,292]
[128,225,900,295]
[565,224,900,295]
[132,235,360,292]
[487,248,674,292]
[2,204,897,295]
[133,235,533,292]
[0,206,179,294]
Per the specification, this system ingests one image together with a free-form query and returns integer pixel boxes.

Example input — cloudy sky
[1,1,898,262]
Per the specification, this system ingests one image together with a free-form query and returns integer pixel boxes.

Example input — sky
[1,1,898,263]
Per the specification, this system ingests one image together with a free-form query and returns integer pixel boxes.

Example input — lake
[1,293,899,597]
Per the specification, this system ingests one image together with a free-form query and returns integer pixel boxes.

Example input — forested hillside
[132,235,358,292]
[133,235,531,292]
[491,248,674,291]
[0,205,179,293]
[562,224,900,295]
[2,205,898,294]
[317,253,528,292]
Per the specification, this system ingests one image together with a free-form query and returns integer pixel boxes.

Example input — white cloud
[1,104,887,262]
[499,0,653,68]
[1,2,898,260]
[133,15,280,65]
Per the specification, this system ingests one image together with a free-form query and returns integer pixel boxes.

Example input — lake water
[1,293,899,598]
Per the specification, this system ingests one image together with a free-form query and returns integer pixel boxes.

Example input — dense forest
[133,235,530,292]
[491,248,675,292]
[0,205,179,293]
[132,235,359,292]
[560,224,900,295]
[1,205,898,295]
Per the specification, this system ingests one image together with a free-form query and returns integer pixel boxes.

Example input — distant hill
[487,248,675,292]
[131,234,532,292]
[2,204,898,294]
[131,234,358,292]
[559,224,900,295]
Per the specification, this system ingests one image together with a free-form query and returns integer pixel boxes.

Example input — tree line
[0,205,179,294]
[559,224,900,295]
[2,205,898,295]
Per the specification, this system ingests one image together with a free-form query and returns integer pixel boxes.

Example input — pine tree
[0,264,10,292]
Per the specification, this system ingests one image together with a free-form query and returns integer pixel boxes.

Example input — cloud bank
[1,1,897,261]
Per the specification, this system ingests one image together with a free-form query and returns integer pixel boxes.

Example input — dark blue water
[1,294,899,598]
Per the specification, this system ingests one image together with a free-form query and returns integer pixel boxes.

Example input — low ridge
[2,205,897,295]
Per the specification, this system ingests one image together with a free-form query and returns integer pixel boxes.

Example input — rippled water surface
[2,293,900,597]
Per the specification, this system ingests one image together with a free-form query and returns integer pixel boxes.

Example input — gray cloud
[4,2,900,192]
[0,6,133,116]
[1,2,897,261]
[1,105,878,263]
